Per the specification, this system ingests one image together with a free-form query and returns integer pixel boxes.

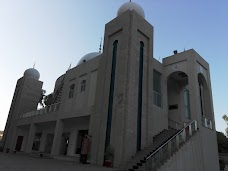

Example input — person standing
[81,135,90,164]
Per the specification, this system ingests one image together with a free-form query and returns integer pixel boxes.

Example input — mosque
[2,2,219,171]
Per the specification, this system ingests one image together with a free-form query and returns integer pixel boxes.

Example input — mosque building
[2,2,219,171]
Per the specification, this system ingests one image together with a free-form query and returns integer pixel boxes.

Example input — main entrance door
[60,132,70,155]
[45,134,54,154]
[15,136,23,151]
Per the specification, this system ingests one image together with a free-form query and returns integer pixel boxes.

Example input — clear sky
[0,0,227,133]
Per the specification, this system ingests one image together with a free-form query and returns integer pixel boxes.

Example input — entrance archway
[167,71,189,129]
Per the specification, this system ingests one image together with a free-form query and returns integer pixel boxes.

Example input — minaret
[90,2,154,167]
[2,68,43,152]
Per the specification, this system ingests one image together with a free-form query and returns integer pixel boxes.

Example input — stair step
[140,160,146,163]
[125,128,179,171]
[133,165,139,169]
[137,162,142,166]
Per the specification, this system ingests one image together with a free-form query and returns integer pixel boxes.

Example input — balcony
[20,103,60,119]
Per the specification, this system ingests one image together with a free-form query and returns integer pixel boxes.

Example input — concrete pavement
[0,152,122,171]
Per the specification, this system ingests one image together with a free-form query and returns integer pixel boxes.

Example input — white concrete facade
[2,2,219,171]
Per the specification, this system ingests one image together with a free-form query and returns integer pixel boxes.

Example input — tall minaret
[2,68,43,152]
[90,2,154,167]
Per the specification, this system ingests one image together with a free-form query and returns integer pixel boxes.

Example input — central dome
[77,52,102,66]
[117,2,145,18]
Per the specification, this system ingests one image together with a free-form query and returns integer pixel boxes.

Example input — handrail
[146,119,197,160]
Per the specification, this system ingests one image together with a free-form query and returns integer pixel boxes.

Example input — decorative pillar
[25,124,36,153]
[51,120,63,155]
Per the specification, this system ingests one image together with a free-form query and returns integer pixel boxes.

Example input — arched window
[69,84,75,98]
[81,80,86,92]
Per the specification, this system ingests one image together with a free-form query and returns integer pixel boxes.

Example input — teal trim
[184,88,191,119]
[105,40,118,148]
[199,84,204,116]
[137,41,144,151]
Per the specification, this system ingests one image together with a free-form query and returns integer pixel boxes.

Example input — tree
[44,93,54,106]
[222,115,228,136]
[217,131,228,153]
[38,89,46,108]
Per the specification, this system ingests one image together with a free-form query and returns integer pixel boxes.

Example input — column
[51,120,63,155]
[39,131,47,152]
[67,130,78,156]
[25,123,36,153]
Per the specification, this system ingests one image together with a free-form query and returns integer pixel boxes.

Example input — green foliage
[44,93,54,106]
[217,131,228,153]
[38,89,46,107]
[223,115,228,136]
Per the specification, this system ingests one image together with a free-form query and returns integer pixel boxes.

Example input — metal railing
[20,103,60,118]
[201,116,213,130]
[146,120,198,171]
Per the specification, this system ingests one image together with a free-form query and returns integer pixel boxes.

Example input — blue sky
[0,0,227,133]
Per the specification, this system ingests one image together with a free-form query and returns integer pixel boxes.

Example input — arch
[140,41,144,47]
[198,73,213,119]
[113,40,118,47]
[167,71,189,129]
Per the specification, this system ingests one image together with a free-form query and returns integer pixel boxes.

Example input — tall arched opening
[198,73,213,121]
[167,71,190,130]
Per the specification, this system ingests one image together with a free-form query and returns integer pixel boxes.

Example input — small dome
[117,2,145,18]
[24,68,40,80]
[77,52,102,66]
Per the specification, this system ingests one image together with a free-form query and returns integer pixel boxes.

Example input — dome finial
[33,62,36,69]
[67,63,72,71]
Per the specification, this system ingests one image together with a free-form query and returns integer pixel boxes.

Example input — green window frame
[153,70,162,107]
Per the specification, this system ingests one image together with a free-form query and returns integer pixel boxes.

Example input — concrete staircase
[125,128,178,171]
[52,82,64,104]
[126,120,199,171]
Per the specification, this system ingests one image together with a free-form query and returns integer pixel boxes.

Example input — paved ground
[0,152,121,171]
